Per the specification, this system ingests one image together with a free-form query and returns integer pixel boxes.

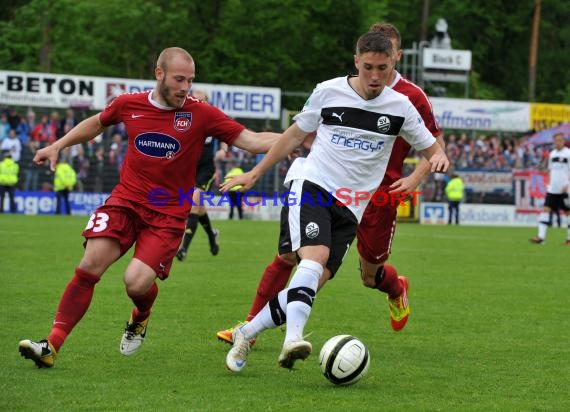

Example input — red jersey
[380,72,442,186]
[99,91,244,218]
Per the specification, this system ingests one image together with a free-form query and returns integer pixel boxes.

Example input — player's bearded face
[158,77,188,109]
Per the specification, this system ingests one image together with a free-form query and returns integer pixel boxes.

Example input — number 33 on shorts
[85,212,110,233]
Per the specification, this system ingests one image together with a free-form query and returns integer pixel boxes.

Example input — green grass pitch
[1,215,568,411]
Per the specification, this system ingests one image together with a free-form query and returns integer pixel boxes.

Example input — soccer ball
[319,335,370,385]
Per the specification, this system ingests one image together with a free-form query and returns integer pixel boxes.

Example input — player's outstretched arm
[220,123,309,192]
[390,134,446,192]
[232,129,281,154]
[33,114,106,171]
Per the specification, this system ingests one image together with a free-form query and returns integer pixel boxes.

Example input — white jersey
[547,146,570,194]
[286,76,436,221]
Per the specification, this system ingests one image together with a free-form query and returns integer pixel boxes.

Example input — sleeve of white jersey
[400,101,436,151]
[292,84,323,134]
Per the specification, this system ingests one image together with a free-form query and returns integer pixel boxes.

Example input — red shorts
[82,196,186,279]
[356,201,398,265]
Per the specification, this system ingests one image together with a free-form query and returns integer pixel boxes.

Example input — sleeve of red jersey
[99,94,127,127]
[409,89,442,138]
[204,105,246,146]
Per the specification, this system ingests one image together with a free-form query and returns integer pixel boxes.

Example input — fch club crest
[174,112,192,132]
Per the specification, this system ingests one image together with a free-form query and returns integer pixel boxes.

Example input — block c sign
[422,48,472,71]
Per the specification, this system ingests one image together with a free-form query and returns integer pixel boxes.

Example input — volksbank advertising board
[0,70,281,119]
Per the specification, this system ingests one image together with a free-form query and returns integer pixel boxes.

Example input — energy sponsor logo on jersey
[135,133,181,159]
[174,112,192,132]
[330,130,385,153]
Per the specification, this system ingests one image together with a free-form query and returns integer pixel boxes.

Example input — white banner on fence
[430,97,530,132]
[2,191,110,215]
[0,70,281,119]
[420,202,547,227]
[4,192,283,220]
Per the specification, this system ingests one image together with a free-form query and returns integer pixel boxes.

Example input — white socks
[284,259,323,343]
[241,259,324,344]
[537,212,549,239]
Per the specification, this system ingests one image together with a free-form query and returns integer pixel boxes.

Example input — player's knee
[78,260,100,277]
[125,281,148,298]
[78,256,110,277]
[122,256,159,296]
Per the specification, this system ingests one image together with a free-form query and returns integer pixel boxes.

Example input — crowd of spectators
[442,132,551,171]
[0,105,563,197]
[0,105,127,193]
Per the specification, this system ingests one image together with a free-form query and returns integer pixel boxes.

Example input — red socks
[375,264,403,299]
[129,282,158,323]
[47,270,158,352]
[48,267,100,351]
[246,255,294,321]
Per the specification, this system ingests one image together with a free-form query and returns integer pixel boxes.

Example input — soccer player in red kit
[18,47,279,368]
[217,22,443,344]
[355,22,443,331]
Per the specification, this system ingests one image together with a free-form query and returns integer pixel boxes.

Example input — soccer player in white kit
[222,31,449,373]
[216,22,443,346]
[530,132,570,244]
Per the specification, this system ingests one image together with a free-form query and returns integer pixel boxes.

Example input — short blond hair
[156,47,193,72]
